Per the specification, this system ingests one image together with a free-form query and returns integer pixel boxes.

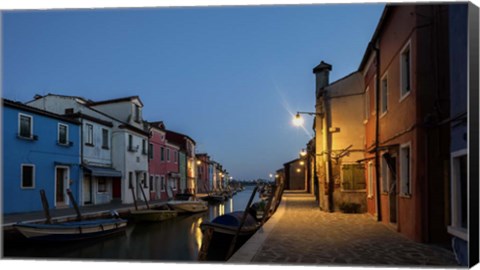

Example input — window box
[58,141,74,147]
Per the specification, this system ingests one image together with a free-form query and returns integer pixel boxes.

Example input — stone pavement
[231,192,460,267]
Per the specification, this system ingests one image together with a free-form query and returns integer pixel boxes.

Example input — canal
[3,186,259,261]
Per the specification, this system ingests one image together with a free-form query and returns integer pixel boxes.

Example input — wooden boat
[198,211,259,261]
[129,209,177,222]
[14,189,127,242]
[200,194,225,204]
[167,200,208,213]
[129,183,178,222]
[14,218,127,241]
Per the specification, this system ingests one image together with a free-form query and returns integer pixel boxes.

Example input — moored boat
[129,209,177,222]
[14,218,127,241]
[167,200,208,213]
[200,194,225,204]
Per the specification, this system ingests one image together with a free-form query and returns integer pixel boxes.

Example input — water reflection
[3,186,257,261]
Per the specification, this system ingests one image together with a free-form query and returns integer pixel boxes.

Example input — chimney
[33,94,42,100]
[312,61,332,97]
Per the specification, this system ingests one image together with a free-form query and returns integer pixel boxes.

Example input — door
[384,153,398,224]
[83,174,92,204]
[112,178,121,199]
[55,167,69,207]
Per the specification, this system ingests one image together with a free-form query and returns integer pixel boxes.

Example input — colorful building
[147,121,181,200]
[165,130,197,194]
[283,159,306,191]
[313,62,366,212]
[196,153,211,193]
[358,4,451,243]
[2,99,81,214]
[27,94,150,205]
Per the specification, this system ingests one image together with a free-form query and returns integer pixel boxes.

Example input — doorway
[383,153,398,225]
[83,174,93,205]
[55,166,69,207]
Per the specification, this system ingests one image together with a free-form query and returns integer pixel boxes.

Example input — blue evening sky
[2,4,385,180]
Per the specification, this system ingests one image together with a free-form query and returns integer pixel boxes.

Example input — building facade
[196,153,210,193]
[358,4,451,243]
[3,99,81,214]
[165,130,197,194]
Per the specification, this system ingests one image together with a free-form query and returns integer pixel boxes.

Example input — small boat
[167,200,208,213]
[14,218,127,241]
[14,189,127,242]
[201,194,225,204]
[199,211,260,261]
[128,183,178,222]
[166,187,208,213]
[129,209,177,222]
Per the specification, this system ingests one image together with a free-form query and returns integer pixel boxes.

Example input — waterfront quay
[231,191,460,267]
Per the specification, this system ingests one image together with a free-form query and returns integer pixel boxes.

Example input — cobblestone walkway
[251,193,460,267]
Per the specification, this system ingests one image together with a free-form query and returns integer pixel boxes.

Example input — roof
[147,121,166,131]
[89,96,144,107]
[66,112,114,127]
[165,129,196,146]
[3,98,80,125]
[358,5,391,71]
[26,93,92,104]
[283,158,300,167]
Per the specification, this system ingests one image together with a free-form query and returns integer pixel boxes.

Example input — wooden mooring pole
[67,188,82,221]
[39,189,52,224]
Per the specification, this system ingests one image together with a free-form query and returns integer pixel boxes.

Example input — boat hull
[129,210,177,222]
[14,218,127,242]
[167,201,208,213]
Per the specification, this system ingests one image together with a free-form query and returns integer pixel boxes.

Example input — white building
[27,94,150,204]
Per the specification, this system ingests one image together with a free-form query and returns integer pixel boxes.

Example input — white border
[399,39,412,102]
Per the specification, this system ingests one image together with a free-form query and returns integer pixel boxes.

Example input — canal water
[3,186,259,262]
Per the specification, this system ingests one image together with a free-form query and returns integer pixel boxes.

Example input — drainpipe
[373,42,382,222]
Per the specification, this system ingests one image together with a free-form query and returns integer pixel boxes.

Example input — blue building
[2,99,81,214]
[448,4,469,266]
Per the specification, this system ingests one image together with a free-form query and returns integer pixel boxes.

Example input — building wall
[2,104,80,214]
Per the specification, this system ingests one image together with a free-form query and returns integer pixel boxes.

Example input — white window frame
[58,123,69,145]
[448,149,468,240]
[373,75,377,115]
[399,142,412,197]
[18,113,33,139]
[21,164,35,189]
[380,72,388,117]
[367,161,374,198]
[381,154,389,193]
[399,40,412,101]
[167,148,170,162]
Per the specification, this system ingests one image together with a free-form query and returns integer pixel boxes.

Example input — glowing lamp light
[292,113,304,126]
[300,149,307,157]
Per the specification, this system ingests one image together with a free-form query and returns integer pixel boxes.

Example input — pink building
[147,121,180,201]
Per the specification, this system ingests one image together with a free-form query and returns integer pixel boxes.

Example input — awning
[83,165,122,178]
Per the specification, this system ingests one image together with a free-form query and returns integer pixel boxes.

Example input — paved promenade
[230,192,459,267]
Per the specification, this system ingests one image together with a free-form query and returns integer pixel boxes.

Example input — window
[174,151,177,163]
[85,124,94,145]
[341,164,366,190]
[129,172,133,189]
[142,139,147,155]
[19,114,33,138]
[367,161,374,197]
[160,176,166,192]
[364,87,370,121]
[98,178,107,193]
[21,164,35,188]
[148,143,154,159]
[381,156,389,193]
[128,134,134,151]
[102,129,109,149]
[143,173,148,188]
[161,147,165,161]
[381,74,388,115]
[167,148,170,162]
[58,123,68,145]
[134,104,141,122]
[373,75,377,113]
[400,42,411,98]
[451,150,468,232]
[149,176,154,191]
[400,144,411,196]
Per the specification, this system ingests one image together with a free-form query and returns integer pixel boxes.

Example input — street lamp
[293,112,323,127]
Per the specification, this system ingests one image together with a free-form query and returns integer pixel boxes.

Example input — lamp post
[293,111,323,208]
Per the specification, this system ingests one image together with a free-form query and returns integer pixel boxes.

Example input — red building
[147,121,181,200]
[359,4,451,244]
